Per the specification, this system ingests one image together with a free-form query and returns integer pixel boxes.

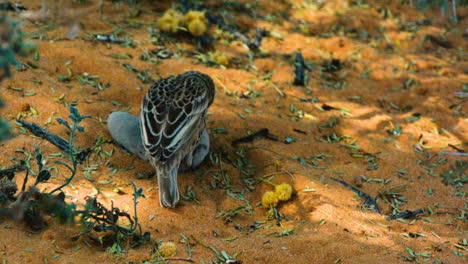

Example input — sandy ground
[0,0,467,263]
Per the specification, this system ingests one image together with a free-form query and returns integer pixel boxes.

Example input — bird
[140,71,215,208]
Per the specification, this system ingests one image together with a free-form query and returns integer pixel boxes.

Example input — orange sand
[0,0,466,263]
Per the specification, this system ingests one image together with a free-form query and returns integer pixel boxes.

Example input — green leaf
[36,170,51,184]
[56,118,71,130]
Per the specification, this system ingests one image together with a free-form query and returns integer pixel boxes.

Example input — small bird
[140,71,215,208]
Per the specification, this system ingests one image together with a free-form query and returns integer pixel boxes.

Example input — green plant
[0,115,10,141]
[0,105,150,248]
[0,15,36,79]
[73,182,150,248]
[0,15,37,141]
[49,105,91,194]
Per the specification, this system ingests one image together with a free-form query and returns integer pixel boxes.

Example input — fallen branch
[16,119,91,164]
[330,177,381,214]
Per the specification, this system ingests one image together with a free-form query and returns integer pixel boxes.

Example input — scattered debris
[386,124,402,136]
[196,34,215,50]
[151,47,173,59]
[0,164,26,180]
[424,34,453,49]
[439,160,467,186]
[386,208,424,221]
[0,2,27,12]
[95,34,125,44]
[232,128,278,145]
[293,128,307,134]
[284,136,295,144]
[122,63,156,83]
[330,177,381,214]
[321,59,343,73]
[300,97,319,103]
[321,104,340,111]
[206,13,268,51]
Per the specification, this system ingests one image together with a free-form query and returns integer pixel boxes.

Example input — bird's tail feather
[157,165,180,208]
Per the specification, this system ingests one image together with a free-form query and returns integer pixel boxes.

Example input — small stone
[107,111,147,161]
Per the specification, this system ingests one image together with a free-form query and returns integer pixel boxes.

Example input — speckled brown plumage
[140,71,215,208]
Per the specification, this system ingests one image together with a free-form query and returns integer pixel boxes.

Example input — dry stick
[438,151,468,157]
[232,128,278,145]
[212,75,232,94]
[330,177,381,214]
[16,119,90,163]
[386,208,424,221]
[161,258,194,263]
[249,146,288,158]
[269,81,285,97]
[17,119,69,150]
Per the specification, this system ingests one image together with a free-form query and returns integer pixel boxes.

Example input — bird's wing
[140,75,213,164]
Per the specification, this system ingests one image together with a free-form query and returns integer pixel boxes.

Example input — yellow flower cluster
[261,183,293,208]
[156,10,184,33]
[261,191,279,208]
[210,51,230,66]
[156,9,207,36]
[185,11,207,36]
[158,242,177,257]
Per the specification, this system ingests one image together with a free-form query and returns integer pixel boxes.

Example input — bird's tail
[157,165,180,208]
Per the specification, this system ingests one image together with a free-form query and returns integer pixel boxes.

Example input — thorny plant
[0,105,150,248]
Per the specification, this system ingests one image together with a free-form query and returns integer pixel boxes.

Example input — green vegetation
[0,15,37,141]
[0,105,149,250]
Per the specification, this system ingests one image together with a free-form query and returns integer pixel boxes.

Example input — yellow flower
[262,191,279,208]
[185,10,205,22]
[211,52,229,66]
[156,15,180,33]
[273,160,282,168]
[156,9,184,33]
[158,242,177,257]
[188,18,207,36]
[275,183,293,201]
[165,9,184,19]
